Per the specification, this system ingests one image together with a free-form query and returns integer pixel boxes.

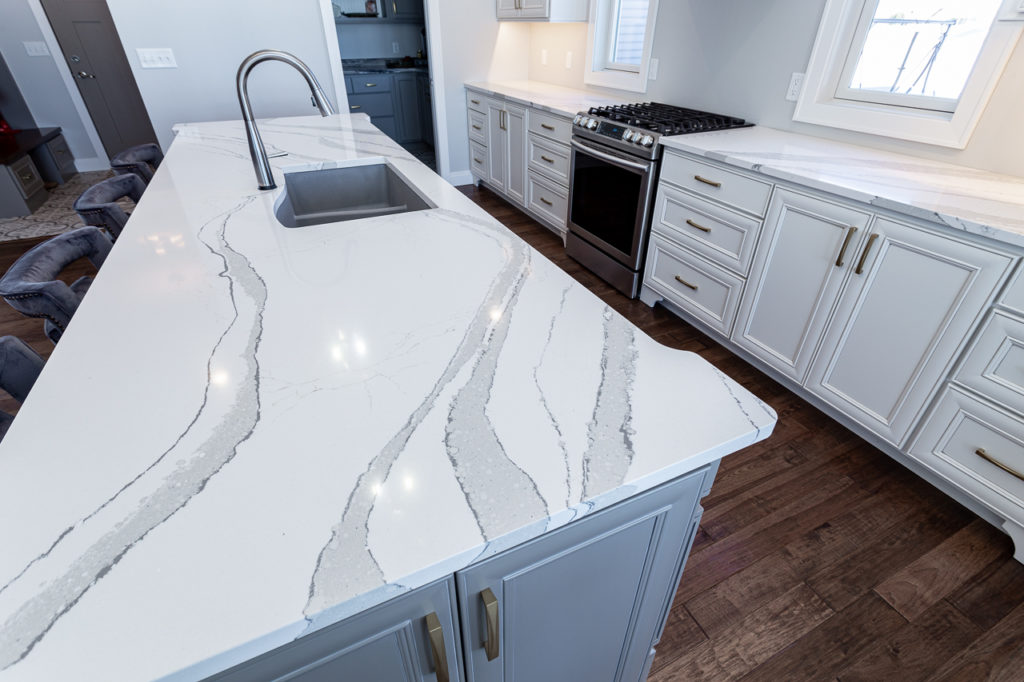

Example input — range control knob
[573,114,583,125]
[640,135,655,147]
[587,119,599,130]
[623,130,634,142]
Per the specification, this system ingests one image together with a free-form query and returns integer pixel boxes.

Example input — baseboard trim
[446,170,475,187]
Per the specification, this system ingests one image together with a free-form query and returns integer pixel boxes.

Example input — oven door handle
[571,138,653,173]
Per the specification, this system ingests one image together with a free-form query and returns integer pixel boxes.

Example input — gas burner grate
[587,103,750,135]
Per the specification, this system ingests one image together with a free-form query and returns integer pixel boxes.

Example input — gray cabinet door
[418,74,434,148]
[206,577,462,682]
[456,467,710,682]
[387,0,425,21]
[394,73,422,143]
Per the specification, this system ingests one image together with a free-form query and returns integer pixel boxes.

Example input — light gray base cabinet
[205,466,712,681]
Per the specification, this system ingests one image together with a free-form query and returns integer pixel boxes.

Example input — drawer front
[912,385,1024,513]
[351,76,391,93]
[660,151,772,217]
[528,109,572,143]
[956,310,1024,414]
[468,109,487,145]
[644,235,745,337]
[651,183,763,275]
[527,171,568,230]
[8,156,44,200]
[466,89,487,113]
[470,141,488,178]
[46,135,74,171]
[1002,265,1024,316]
[527,133,570,186]
[348,92,394,118]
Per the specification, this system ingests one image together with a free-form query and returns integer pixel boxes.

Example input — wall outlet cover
[541,48,548,66]
[23,41,49,57]
[137,48,177,69]
[565,51,573,69]
[392,41,400,54]
[648,58,659,80]
[786,72,805,102]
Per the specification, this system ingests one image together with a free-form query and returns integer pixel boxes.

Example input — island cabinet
[207,466,711,681]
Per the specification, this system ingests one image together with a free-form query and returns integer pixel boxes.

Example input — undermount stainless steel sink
[274,163,433,228]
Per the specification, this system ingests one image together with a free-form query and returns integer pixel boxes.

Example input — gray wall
[527,1,1024,178]
[106,0,342,151]
[0,52,34,128]
[337,23,425,59]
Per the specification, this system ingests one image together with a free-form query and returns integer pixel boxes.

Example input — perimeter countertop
[464,80,631,118]
[659,127,1024,248]
[0,112,775,681]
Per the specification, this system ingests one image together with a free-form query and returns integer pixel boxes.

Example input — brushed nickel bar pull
[686,218,711,233]
[694,175,721,188]
[472,124,482,130]
[675,275,698,290]
[855,233,879,275]
[540,196,553,206]
[481,588,500,661]
[471,98,481,105]
[426,612,449,682]
[474,158,483,164]
[976,448,1024,482]
[541,123,555,131]
[364,82,378,87]
[392,0,398,16]
[540,155,554,163]
[350,105,362,110]
[836,226,858,267]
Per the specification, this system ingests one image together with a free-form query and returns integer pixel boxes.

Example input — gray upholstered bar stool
[73,173,145,240]
[0,336,44,442]
[0,226,112,345]
[110,142,163,184]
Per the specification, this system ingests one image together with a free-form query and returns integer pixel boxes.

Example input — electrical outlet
[648,58,659,80]
[392,41,400,54]
[786,72,805,102]
[541,49,548,66]
[23,41,49,57]
[565,51,573,69]
[137,48,177,69]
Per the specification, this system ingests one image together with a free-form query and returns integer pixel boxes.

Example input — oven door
[568,137,657,271]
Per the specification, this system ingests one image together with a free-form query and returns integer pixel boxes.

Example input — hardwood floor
[458,184,1024,682]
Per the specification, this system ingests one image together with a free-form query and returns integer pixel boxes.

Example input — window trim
[584,0,660,93]
[794,0,1023,149]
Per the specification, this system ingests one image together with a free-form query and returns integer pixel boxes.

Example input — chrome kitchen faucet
[236,50,335,190]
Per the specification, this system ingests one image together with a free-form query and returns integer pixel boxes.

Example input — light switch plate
[23,41,49,57]
[137,48,177,69]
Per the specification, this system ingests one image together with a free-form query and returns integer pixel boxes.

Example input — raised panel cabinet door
[394,73,422,143]
[456,467,710,682]
[504,103,527,206]
[387,0,425,21]
[206,577,462,682]
[486,99,507,191]
[518,0,550,18]
[731,188,872,382]
[806,215,1015,446]
[496,0,519,18]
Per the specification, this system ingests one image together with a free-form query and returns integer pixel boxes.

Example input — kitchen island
[0,112,775,680]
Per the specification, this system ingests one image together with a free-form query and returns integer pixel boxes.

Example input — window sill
[583,67,647,93]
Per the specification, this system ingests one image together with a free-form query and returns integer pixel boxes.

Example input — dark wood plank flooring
[458,184,1024,682]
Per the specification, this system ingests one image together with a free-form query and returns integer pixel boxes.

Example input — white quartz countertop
[660,126,1024,248]
[0,113,775,681]
[464,80,631,118]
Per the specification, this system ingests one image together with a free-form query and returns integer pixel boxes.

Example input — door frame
[25,0,109,170]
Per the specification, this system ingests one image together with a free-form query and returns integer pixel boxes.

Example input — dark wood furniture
[0,127,76,218]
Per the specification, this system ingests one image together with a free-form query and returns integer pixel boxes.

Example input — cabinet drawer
[468,108,487,145]
[651,184,763,276]
[528,109,572,143]
[527,171,568,229]
[7,156,44,200]
[527,133,570,186]
[351,76,391,93]
[644,235,745,337]
[46,135,74,172]
[470,141,488,178]
[1002,265,1024,316]
[348,92,394,118]
[466,89,487,113]
[955,310,1024,415]
[660,151,771,217]
[912,385,1024,513]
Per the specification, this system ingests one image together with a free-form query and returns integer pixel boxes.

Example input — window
[584,0,660,92]
[794,0,1022,148]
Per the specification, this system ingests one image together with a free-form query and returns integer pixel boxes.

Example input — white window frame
[584,0,660,93]
[794,0,1023,149]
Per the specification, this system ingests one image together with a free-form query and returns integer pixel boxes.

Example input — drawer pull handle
[674,275,698,291]
[540,155,554,163]
[481,587,500,661]
[365,82,378,87]
[20,173,34,182]
[836,226,858,267]
[426,612,449,682]
[541,123,555,131]
[694,175,721,188]
[539,196,553,206]
[472,124,482,130]
[975,448,1024,482]
[686,218,711,233]
[474,157,483,164]
[350,105,362,110]
[471,98,481,105]
[855,233,879,275]
[56,150,66,155]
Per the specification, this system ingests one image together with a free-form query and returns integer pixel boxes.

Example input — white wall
[526,1,1024,178]
[0,0,107,168]
[337,23,425,59]
[106,0,343,151]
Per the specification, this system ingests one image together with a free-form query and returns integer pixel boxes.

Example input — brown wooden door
[40,0,157,156]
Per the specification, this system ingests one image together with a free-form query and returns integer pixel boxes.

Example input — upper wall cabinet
[497,0,588,22]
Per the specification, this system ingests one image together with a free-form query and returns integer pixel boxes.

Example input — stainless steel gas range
[566,103,751,298]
